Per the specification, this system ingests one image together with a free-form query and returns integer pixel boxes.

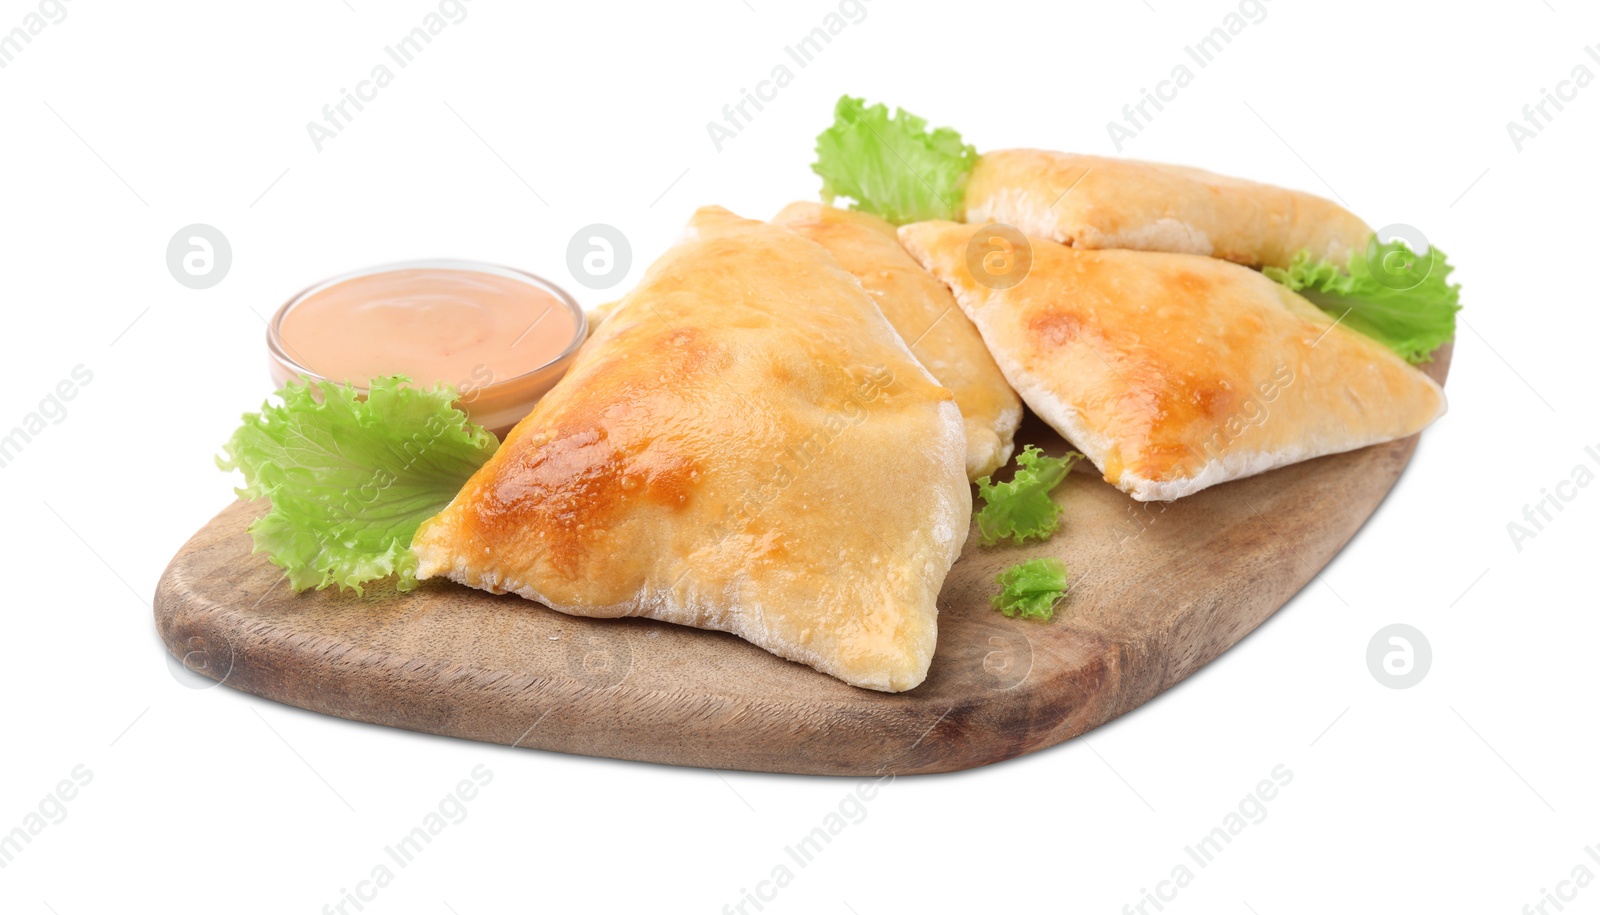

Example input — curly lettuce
[991,557,1071,621]
[812,95,978,224]
[218,376,497,594]
[1265,236,1461,364]
[974,445,1084,546]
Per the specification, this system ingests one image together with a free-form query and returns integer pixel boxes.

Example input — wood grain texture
[154,349,1449,776]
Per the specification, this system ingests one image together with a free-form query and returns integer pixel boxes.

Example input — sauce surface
[278,267,578,388]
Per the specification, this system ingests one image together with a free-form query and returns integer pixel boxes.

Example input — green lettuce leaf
[812,95,978,225]
[974,445,1084,546]
[1264,236,1462,364]
[991,557,1071,621]
[217,376,498,594]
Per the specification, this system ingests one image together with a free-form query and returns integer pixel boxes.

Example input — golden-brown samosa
[772,201,1021,479]
[963,150,1372,270]
[899,220,1446,502]
[413,206,970,692]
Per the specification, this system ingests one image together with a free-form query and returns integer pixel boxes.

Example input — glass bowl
[266,258,587,437]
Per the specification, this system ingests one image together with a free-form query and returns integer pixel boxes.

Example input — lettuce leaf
[991,557,1071,621]
[812,95,978,225]
[1264,236,1461,364]
[974,445,1083,546]
[217,376,498,594]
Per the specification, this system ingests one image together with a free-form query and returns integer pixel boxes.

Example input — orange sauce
[269,263,585,436]
[278,267,577,388]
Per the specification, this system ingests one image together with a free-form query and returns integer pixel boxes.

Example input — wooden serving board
[155,350,1449,776]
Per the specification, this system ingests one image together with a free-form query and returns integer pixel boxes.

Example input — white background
[1,1,1594,913]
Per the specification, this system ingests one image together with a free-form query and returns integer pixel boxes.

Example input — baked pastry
[773,201,1021,479]
[413,206,970,691]
[963,150,1372,269]
[899,220,1446,501]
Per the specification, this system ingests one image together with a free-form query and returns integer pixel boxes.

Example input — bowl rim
[266,257,589,392]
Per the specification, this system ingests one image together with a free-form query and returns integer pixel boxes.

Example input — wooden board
[154,350,1449,776]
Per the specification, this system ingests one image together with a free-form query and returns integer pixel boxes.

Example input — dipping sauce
[268,260,586,436]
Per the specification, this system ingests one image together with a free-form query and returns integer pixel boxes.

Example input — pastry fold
[414,206,970,691]
[899,220,1446,501]
[963,150,1372,270]
[773,201,1021,480]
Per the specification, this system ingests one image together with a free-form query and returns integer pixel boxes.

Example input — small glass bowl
[266,258,587,438]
